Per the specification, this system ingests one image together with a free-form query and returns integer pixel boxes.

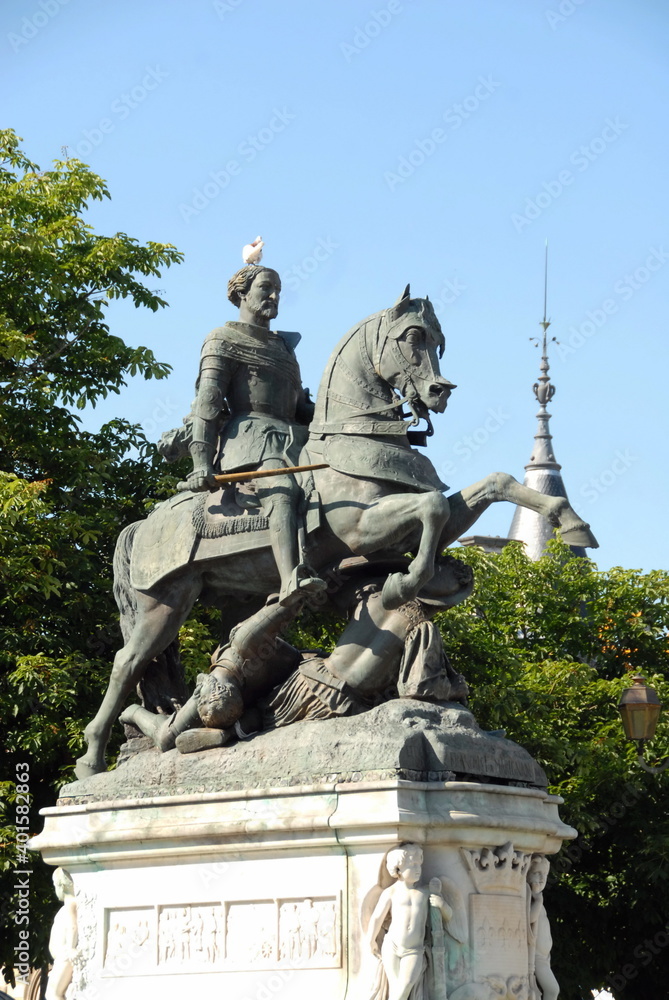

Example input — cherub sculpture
[45,868,78,1000]
[362,843,467,1000]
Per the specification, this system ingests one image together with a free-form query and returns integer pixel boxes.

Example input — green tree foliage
[0,130,184,983]
[437,542,669,1000]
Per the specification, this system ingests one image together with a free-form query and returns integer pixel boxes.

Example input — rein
[318,311,436,433]
[351,392,410,417]
[346,318,425,424]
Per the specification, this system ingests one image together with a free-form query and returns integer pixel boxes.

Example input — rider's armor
[188,320,319,603]
[191,321,311,472]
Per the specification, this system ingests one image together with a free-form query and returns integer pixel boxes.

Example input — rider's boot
[119,697,202,752]
[260,491,326,606]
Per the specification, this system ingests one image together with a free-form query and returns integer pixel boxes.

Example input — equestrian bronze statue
[75,267,596,780]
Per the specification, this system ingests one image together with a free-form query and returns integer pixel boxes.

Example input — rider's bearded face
[243,271,280,323]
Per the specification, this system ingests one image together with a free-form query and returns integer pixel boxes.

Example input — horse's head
[376,285,455,426]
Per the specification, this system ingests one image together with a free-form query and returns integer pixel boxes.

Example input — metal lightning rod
[541,239,550,347]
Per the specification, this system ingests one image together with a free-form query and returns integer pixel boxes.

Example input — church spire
[507,244,586,559]
[525,247,559,473]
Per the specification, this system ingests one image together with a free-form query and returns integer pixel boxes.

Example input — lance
[213,462,328,485]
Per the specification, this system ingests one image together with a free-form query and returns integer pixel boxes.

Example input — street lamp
[618,674,668,773]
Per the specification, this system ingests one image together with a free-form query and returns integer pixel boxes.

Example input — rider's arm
[188,352,235,490]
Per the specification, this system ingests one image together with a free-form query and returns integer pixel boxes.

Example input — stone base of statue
[31,700,575,1000]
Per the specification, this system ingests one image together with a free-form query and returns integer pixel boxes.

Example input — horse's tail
[113,521,189,714]
[113,522,141,642]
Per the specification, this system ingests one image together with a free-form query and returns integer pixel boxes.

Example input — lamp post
[618,674,668,773]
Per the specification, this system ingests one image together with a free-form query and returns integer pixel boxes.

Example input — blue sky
[3,0,668,572]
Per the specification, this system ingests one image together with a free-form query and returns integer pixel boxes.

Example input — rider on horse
[77,281,598,781]
[159,262,325,605]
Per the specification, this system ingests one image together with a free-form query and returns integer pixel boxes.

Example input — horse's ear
[389,284,411,320]
[394,283,410,305]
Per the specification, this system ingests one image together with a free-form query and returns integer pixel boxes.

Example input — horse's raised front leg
[439,472,598,549]
[334,490,451,610]
[75,587,199,780]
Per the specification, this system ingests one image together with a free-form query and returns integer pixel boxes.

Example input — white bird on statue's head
[242,236,264,265]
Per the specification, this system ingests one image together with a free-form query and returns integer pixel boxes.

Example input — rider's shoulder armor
[276,330,301,352]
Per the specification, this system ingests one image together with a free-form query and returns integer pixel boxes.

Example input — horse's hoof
[381,572,413,610]
[559,522,599,548]
[74,756,104,781]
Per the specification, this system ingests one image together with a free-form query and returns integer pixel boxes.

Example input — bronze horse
[75,287,595,779]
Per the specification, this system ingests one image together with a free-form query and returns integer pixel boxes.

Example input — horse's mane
[335,309,384,356]
[313,310,384,408]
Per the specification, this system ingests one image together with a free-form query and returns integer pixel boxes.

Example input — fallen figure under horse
[119,554,474,754]
[75,285,597,779]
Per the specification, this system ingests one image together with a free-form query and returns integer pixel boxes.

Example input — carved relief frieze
[278,898,339,964]
[158,904,224,967]
[104,907,154,973]
[100,894,341,975]
[226,900,276,966]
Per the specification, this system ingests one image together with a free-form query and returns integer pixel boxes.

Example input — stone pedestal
[31,702,576,999]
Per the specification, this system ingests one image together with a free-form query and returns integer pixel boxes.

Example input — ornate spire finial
[519,242,561,476]
[529,241,557,410]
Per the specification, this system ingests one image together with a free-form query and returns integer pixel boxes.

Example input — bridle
[346,314,439,432]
